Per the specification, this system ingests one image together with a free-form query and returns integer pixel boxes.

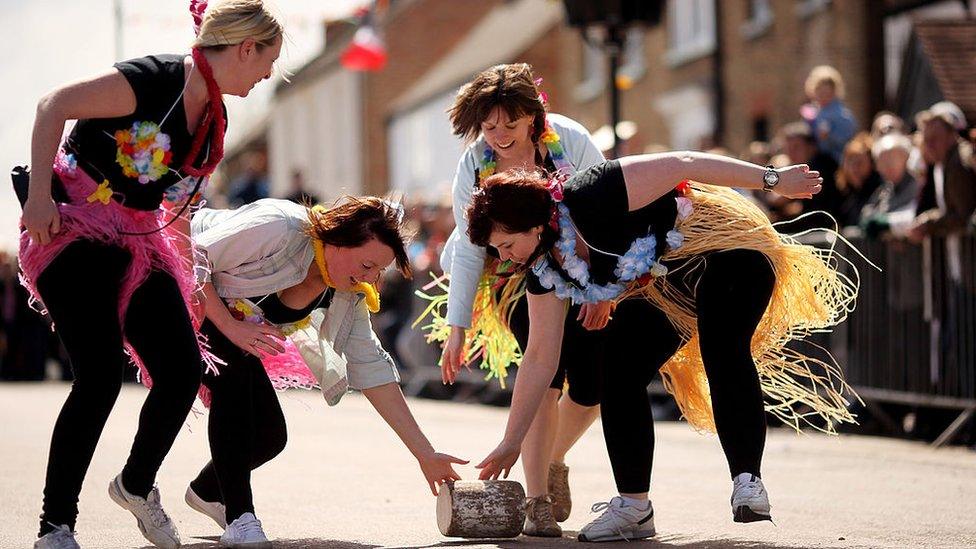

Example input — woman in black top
[20,2,282,548]
[469,152,859,542]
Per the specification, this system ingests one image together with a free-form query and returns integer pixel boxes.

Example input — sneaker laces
[588,501,632,542]
[733,477,765,501]
[143,487,172,527]
[45,522,76,539]
[527,496,556,524]
[236,515,265,538]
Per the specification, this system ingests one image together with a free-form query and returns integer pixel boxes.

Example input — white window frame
[795,0,831,19]
[575,26,648,103]
[665,0,717,68]
[740,0,774,40]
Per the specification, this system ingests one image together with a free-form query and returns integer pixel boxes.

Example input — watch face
[764,171,778,185]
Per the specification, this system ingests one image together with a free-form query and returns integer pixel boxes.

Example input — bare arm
[363,382,467,495]
[24,70,137,244]
[477,290,567,479]
[618,151,824,212]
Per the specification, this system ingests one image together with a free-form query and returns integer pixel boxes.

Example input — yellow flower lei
[310,207,381,313]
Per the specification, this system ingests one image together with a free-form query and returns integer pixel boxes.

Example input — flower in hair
[190,0,208,35]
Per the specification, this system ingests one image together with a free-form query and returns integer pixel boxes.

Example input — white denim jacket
[439,113,605,327]
[192,198,399,405]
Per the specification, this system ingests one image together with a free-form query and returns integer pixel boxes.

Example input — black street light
[563,0,663,158]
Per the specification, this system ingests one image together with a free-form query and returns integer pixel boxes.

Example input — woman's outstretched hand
[775,164,824,199]
[476,439,521,481]
[417,450,468,496]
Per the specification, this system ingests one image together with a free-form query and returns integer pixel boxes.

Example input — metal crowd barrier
[830,232,976,446]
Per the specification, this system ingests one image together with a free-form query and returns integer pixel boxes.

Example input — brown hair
[835,132,874,192]
[448,63,547,144]
[466,170,557,266]
[305,196,412,278]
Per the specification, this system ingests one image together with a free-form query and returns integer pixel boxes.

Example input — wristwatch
[762,165,779,193]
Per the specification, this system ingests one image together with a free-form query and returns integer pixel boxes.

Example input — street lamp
[562,0,663,158]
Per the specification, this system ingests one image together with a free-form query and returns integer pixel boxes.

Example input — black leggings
[600,249,774,494]
[36,240,202,535]
[190,320,287,523]
[510,295,604,406]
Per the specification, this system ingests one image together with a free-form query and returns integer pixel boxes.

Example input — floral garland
[114,121,173,184]
[530,184,692,305]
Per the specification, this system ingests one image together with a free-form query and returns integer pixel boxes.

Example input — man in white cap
[909,101,975,241]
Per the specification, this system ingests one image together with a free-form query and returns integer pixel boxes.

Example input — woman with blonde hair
[187,197,466,546]
[836,132,882,226]
[20,2,282,547]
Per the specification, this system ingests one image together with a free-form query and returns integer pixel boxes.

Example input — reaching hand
[221,318,286,356]
[577,301,613,331]
[417,451,468,495]
[476,440,520,481]
[22,196,61,245]
[775,165,824,199]
[440,326,466,384]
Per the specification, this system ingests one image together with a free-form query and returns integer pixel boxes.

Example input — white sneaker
[185,485,227,528]
[221,512,271,548]
[577,496,655,542]
[34,524,80,549]
[107,474,181,548]
[731,472,772,523]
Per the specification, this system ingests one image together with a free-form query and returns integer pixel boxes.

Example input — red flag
[341,26,387,71]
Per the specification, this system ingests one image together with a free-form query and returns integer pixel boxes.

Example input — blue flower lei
[530,204,686,305]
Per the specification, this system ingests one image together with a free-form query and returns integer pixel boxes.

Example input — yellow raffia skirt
[628,182,861,433]
[412,261,526,389]
[416,182,862,433]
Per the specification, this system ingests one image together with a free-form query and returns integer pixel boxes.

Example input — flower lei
[529,173,693,306]
[310,206,381,313]
[114,121,173,184]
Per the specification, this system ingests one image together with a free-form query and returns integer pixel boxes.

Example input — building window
[575,26,647,102]
[740,0,773,40]
[795,0,831,19]
[665,0,716,67]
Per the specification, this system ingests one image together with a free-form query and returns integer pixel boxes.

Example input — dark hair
[305,196,412,278]
[448,63,547,145]
[466,170,557,266]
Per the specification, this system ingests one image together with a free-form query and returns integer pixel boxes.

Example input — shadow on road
[394,531,822,549]
[172,537,382,548]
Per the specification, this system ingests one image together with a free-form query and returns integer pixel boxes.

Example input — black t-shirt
[65,54,225,211]
[249,288,334,325]
[527,160,678,295]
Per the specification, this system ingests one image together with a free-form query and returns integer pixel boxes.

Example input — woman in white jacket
[189,197,466,547]
[432,63,606,537]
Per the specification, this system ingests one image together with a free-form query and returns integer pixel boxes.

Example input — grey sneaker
[578,497,655,542]
[522,495,562,537]
[220,512,271,548]
[548,462,571,522]
[731,472,772,523]
[185,485,227,528]
[107,474,180,548]
[34,524,80,549]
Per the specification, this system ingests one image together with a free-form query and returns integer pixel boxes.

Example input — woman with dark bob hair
[186,197,468,546]
[420,63,606,537]
[471,153,860,542]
